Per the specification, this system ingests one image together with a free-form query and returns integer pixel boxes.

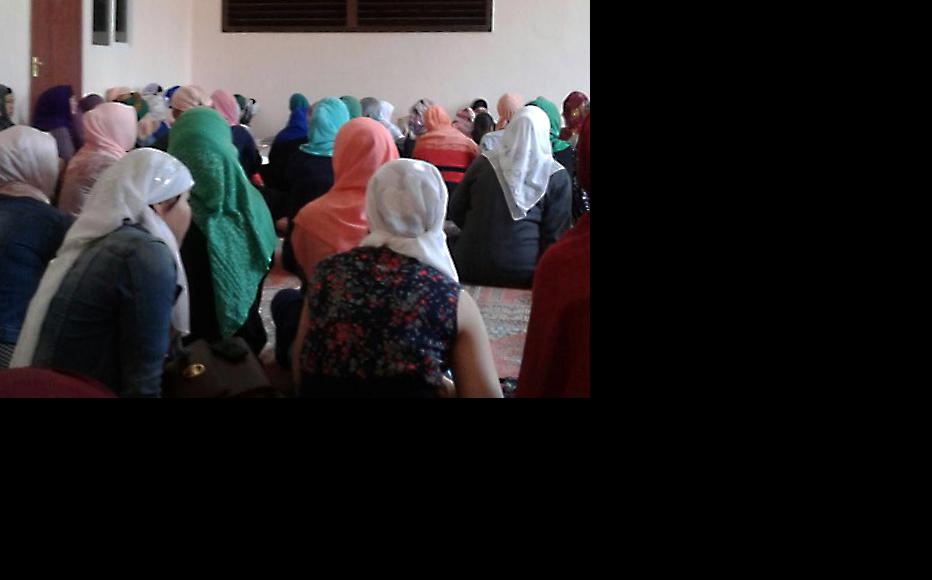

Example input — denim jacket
[0,195,72,344]
[32,223,177,397]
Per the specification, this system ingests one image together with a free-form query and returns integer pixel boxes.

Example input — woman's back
[32,223,176,396]
[299,246,461,397]
[450,157,571,288]
[0,196,71,362]
[284,150,335,220]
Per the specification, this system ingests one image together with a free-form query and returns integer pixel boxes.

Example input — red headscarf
[559,91,590,141]
[517,113,590,398]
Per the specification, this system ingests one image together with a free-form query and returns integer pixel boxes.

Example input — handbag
[162,336,277,398]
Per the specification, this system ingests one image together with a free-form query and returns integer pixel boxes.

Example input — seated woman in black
[261,93,310,220]
[293,159,503,398]
[449,106,572,289]
[283,97,350,221]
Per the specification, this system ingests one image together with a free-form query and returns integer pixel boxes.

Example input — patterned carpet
[259,241,532,387]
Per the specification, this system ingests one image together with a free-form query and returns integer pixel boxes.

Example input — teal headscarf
[167,108,278,338]
[528,97,571,154]
[340,96,362,119]
[300,97,350,157]
[290,93,310,112]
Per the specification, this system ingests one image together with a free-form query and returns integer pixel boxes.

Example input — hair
[471,112,496,145]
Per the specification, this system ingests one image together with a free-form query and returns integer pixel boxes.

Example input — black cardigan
[449,157,572,289]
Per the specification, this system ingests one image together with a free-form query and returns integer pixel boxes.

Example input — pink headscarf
[57,103,137,216]
[171,86,213,113]
[82,103,138,159]
[292,118,400,278]
[496,93,524,130]
[453,107,476,137]
[211,90,241,127]
[105,87,132,102]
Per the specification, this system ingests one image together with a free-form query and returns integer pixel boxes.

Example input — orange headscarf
[414,105,480,156]
[496,93,524,130]
[292,118,400,278]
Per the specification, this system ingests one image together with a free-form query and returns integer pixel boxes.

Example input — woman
[212,89,262,180]
[274,118,400,369]
[293,159,503,398]
[471,99,490,115]
[58,102,137,217]
[453,107,476,137]
[168,108,278,356]
[361,97,404,141]
[471,112,496,146]
[560,91,590,147]
[480,92,524,152]
[105,86,132,102]
[340,96,362,119]
[399,98,434,159]
[170,85,213,120]
[283,97,350,221]
[115,92,166,150]
[412,105,480,196]
[32,85,80,164]
[1,85,15,131]
[519,114,590,397]
[262,93,311,216]
[528,96,576,183]
[0,127,72,369]
[235,94,257,126]
[10,149,195,397]
[449,106,572,289]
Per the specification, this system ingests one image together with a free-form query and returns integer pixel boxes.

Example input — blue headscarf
[273,93,311,145]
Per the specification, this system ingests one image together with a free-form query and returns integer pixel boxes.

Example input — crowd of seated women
[0,80,590,398]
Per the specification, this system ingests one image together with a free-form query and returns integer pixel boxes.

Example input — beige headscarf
[0,126,60,204]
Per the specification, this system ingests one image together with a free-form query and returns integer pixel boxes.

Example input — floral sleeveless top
[299,246,461,388]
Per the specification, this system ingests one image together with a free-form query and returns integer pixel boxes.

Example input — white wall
[0,0,32,125]
[192,0,591,140]
[83,0,193,99]
[1,0,193,124]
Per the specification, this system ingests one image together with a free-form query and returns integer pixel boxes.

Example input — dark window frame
[222,0,494,33]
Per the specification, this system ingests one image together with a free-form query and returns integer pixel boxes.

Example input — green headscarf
[290,93,310,112]
[299,97,350,157]
[116,92,150,120]
[528,97,571,154]
[167,108,278,339]
[340,96,362,119]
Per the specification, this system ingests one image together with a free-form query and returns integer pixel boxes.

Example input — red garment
[412,147,476,185]
[0,369,115,398]
[519,113,589,397]
[517,214,590,397]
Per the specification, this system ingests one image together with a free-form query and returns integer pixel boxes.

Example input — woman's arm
[451,290,504,398]
[539,170,573,258]
[291,298,311,388]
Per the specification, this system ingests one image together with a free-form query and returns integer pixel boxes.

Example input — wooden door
[30,0,83,119]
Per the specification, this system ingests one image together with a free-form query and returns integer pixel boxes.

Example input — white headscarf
[0,126,60,204]
[362,98,404,142]
[483,106,564,221]
[12,149,194,368]
[361,159,459,283]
